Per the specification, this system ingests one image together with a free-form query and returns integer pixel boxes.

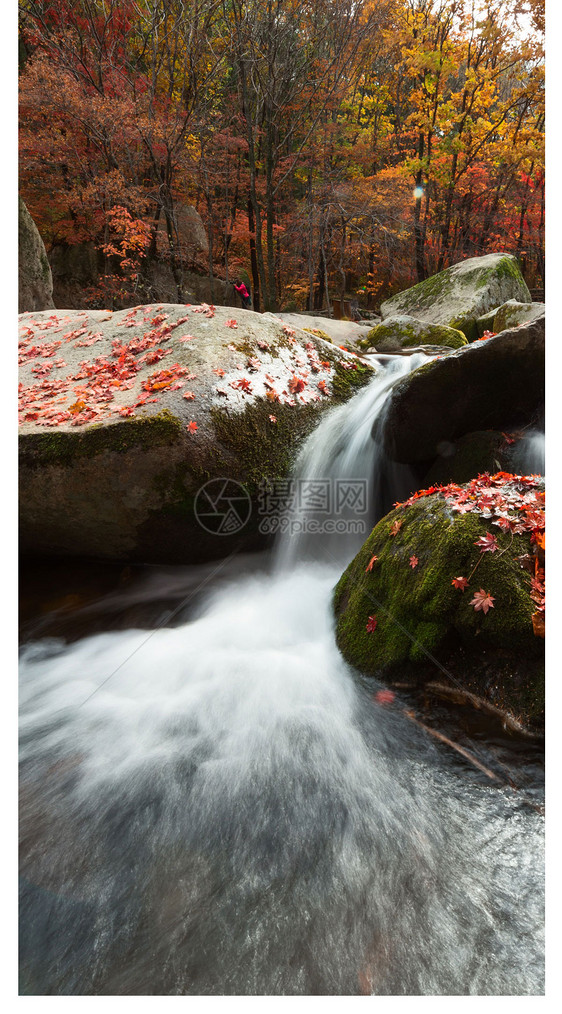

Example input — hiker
[233,278,251,309]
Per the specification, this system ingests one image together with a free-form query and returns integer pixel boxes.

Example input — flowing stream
[19,356,544,995]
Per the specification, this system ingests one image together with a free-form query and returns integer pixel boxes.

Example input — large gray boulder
[380,253,531,341]
[383,316,544,463]
[271,312,373,351]
[18,198,55,313]
[357,315,467,354]
[19,303,374,563]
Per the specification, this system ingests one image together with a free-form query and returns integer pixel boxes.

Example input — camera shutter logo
[194,478,252,535]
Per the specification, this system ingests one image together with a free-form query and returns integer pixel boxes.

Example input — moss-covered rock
[18,198,55,313]
[491,300,545,334]
[333,474,545,732]
[380,253,531,340]
[359,315,467,353]
[383,316,544,463]
[19,303,374,563]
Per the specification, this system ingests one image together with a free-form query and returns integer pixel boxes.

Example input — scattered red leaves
[394,472,545,636]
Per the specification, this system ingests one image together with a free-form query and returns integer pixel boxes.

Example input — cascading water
[19,358,544,996]
[512,429,545,477]
[276,354,423,571]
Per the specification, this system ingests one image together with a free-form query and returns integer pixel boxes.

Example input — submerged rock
[358,315,467,353]
[333,473,545,733]
[383,316,544,463]
[380,253,531,341]
[19,303,374,563]
[19,198,55,314]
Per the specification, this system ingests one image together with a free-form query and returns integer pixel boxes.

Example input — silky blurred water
[19,362,544,995]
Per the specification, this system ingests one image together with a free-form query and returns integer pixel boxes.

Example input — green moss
[210,398,324,492]
[19,409,183,468]
[450,316,479,342]
[303,327,332,343]
[330,360,373,402]
[334,494,540,680]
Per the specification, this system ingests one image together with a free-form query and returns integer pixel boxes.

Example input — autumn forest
[18,0,544,312]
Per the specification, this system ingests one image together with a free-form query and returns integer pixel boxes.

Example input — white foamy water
[19,361,544,995]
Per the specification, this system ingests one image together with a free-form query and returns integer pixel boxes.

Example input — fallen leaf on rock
[366,615,377,633]
[474,532,499,553]
[186,421,198,433]
[469,589,495,614]
[365,555,378,572]
[451,576,469,591]
[409,555,419,569]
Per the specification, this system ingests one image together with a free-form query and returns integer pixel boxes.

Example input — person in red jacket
[233,278,251,308]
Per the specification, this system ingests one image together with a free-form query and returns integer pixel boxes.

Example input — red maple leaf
[409,555,419,569]
[231,377,252,393]
[182,391,195,400]
[374,689,395,706]
[186,421,198,433]
[451,576,469,591]
[366,615,377,633]
[365,554,378,573]
[474,532,499,553]
[289,375,306,394]
[225,319,238,329]
[269,414,277,423]
[469,589,495,614]
[390,519,403,536]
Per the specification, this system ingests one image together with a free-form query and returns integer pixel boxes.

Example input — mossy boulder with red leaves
[333,473,545,733]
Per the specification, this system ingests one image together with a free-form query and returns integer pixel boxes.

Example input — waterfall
[276,354,424,571]
[512,429,545,476]
[19,356,544,996]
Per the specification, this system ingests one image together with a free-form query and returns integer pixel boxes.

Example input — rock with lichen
[380,253,531,341]
[19,303,374,563]
[475,299,546,338]
[357,315,468,353]
[19,198,55,313]
[333,473,545,733]
[383,315,544,463]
